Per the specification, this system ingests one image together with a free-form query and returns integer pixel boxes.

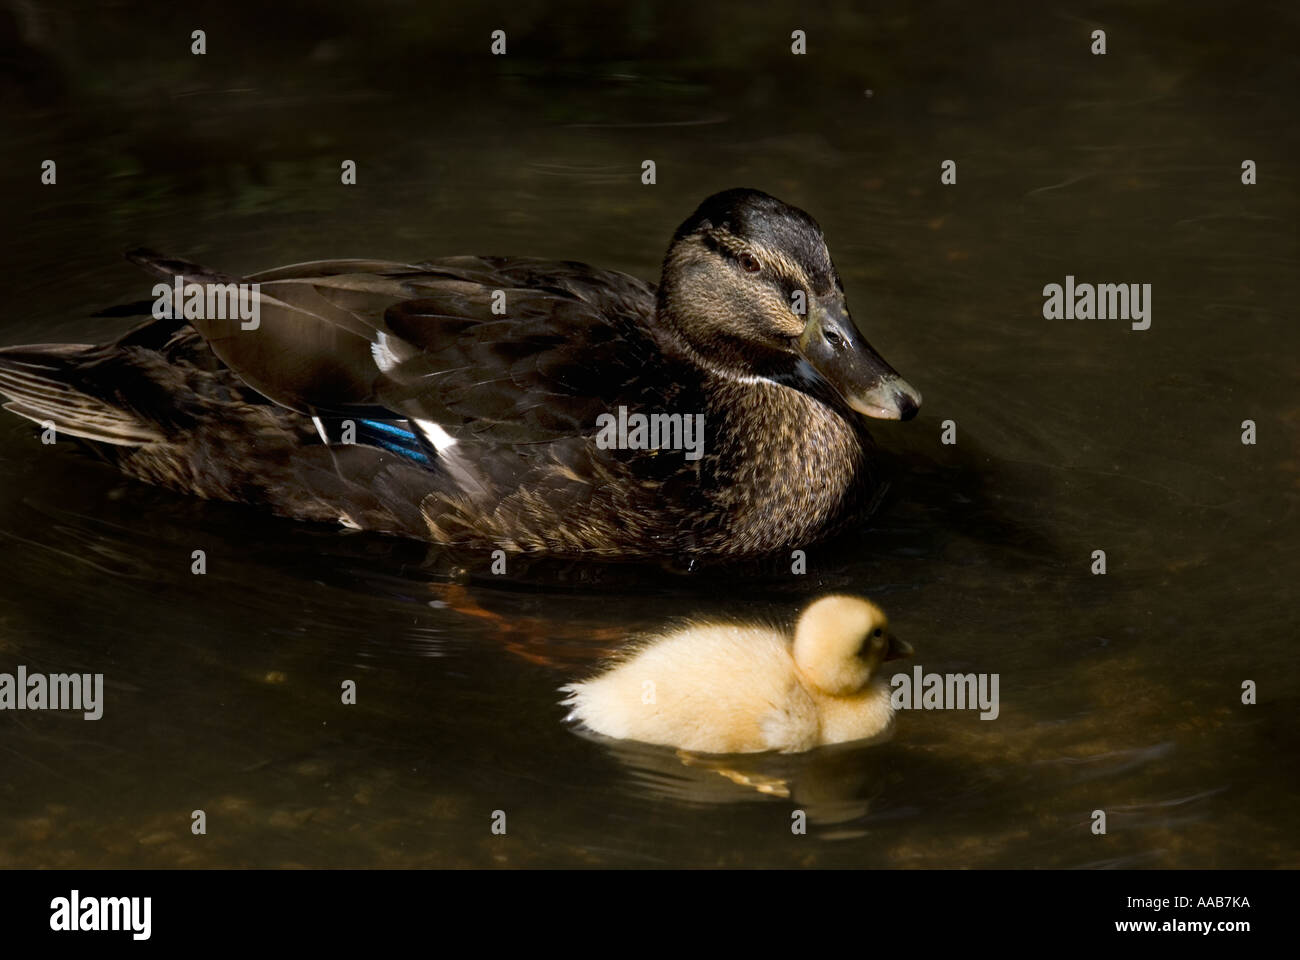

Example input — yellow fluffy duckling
[560,595,913,754]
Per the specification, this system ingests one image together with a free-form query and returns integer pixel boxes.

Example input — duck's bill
[843,373,923,421]
[884,635,914,661]
[798,300,922,421]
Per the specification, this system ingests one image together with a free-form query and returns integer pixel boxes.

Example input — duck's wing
[371,260,685,445]
[126,249,428,415]
[126,251,683,444]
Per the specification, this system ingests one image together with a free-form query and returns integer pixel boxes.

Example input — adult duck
[0,189,921,561]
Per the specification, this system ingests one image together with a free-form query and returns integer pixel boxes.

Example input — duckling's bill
[885,634,914,660]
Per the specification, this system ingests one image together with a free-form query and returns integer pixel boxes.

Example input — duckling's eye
[872,628,883,637]
[737,252,761,273]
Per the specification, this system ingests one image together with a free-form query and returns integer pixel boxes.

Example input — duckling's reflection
[586,732,894,827]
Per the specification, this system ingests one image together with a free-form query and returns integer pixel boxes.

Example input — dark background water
[0,0,1296,866]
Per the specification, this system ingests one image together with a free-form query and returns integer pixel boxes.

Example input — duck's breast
[702,379,871,554]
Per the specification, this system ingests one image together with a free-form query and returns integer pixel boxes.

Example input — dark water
[0,1,1296,866]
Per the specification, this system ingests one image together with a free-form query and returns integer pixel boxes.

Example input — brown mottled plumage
[0,189,921,562]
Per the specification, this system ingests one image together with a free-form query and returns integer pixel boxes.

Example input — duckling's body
[0,190,920,561]
[561,596,911,754]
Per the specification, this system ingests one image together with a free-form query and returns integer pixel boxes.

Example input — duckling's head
[657,188,921,420]
[792,595,912,696]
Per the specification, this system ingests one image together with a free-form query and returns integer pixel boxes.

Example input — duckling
[0,189,921,561]
[560,595,913,754]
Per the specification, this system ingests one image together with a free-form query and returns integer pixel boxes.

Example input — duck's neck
[646,316,878,555]
[701,371,875,555]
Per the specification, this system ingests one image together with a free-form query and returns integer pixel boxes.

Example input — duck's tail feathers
[0,344,163,446]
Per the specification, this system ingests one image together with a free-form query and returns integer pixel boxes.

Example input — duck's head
[792,595,913,696]
[657,188,921,420]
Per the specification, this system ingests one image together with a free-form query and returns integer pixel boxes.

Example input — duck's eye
[737,252,761,273]
[873,628,883,637]
[825,330,845,349]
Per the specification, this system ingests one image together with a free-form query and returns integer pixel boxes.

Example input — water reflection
[589,735,895,828]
